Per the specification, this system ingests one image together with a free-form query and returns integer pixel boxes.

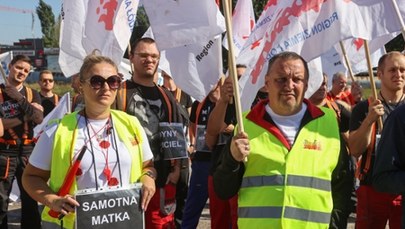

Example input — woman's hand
[48,194,80,216]
[140,170,156,211]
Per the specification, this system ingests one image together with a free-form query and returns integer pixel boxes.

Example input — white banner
[237,0,378,111]
[143,0,225,50]
[0,51,13,83]
[160,36,223,102]
[59,0,139,77]
[223,0,256,57]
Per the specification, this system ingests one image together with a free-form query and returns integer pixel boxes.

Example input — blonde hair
[79,51,118,81]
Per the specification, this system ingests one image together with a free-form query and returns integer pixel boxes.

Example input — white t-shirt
[265,104,307,146]
[29,114,153,190]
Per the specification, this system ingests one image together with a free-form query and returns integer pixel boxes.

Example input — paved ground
[6,201,380,229]
[195,204,360,229]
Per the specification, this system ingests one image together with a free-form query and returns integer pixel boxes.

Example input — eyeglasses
[85,75,122,90]
[133,52,160,61]
[41,79,54,83]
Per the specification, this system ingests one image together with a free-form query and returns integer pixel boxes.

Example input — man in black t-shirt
[0,55,43,229]
[115,38,183,229]
[349,51,405,228]
[37,70,59,117]
[205,76,238,229]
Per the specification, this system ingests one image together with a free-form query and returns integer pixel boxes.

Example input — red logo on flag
[250,39,262,50]
[251,0,330,85]
[352,38,364,51]
[96,0,118,31]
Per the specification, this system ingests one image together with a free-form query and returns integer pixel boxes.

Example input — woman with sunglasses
[22,53,156,229]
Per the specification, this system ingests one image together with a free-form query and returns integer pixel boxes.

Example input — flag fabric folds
[143,0,226,50]
[159,36,223,102]
[236,0,403,111]
[223,0,256,57]
[0,51,13,84]
[59,0,139,77]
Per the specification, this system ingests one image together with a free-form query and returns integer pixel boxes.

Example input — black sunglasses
[86,75,122,90]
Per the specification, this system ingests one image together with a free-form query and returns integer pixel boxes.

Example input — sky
[0,0,61,45]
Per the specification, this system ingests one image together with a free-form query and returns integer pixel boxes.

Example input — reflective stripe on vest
[41,110,144,229]
[241,174,331,192]
[239,206,331,224]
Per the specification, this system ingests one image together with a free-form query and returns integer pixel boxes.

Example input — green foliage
[36,0,58,48]
[136,6,150,28]
[26,82,73,97]
[252,0,269,19]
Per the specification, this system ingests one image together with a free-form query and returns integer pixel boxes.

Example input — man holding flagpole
[214,52,341,228]
[349,51,405,229]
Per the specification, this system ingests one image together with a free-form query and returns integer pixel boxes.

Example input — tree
[36,0,58,48]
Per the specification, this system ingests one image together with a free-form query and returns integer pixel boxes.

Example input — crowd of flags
[56,0,405,111]
[2,0,405,133]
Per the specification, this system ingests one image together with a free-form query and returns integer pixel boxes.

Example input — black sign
[75,185,143,229]
[159,122,188,159]
[195,125,210,152]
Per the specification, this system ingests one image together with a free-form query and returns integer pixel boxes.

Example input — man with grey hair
[327,72,362,106]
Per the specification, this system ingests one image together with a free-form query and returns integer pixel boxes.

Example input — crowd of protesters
[0,38,403,229]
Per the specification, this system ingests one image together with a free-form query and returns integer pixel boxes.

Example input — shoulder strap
[325,99,341,124]
[116,81,127,112]
[355,98,377,180]
[0,88,3,103]
[175,88,182,103]
[54,94,59,105]
[25,87,32,103]
[194,97,207,134]
[157,86,172,123]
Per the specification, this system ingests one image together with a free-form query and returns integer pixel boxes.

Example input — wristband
[141,170,156,180]
[189,144,194,147]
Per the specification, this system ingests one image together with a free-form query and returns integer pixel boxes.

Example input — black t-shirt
[167,89,192,126]
[169,89,192,110]
[126,83,166,154]
[209,103,237,175]
[190,99,215,126]
[117,80,183,187]
[0,86,41,153]
[350,98,405,184]
[40,94,59,117]
[189,100,235,126]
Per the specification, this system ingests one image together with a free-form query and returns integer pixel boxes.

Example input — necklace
[379,91,405,113]
[87,118,118,186]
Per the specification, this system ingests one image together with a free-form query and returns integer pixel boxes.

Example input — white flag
[33,92,71,141]
[352,47,386,75]
[339,36,391,75]
[320,47,348,87]
[159,36,223,102]
[237,0,374,111]
[223,0,256,57]
[59,0,139,77]
[143,0,225,50]
[0,51,12,84]
[353,0,405,38]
